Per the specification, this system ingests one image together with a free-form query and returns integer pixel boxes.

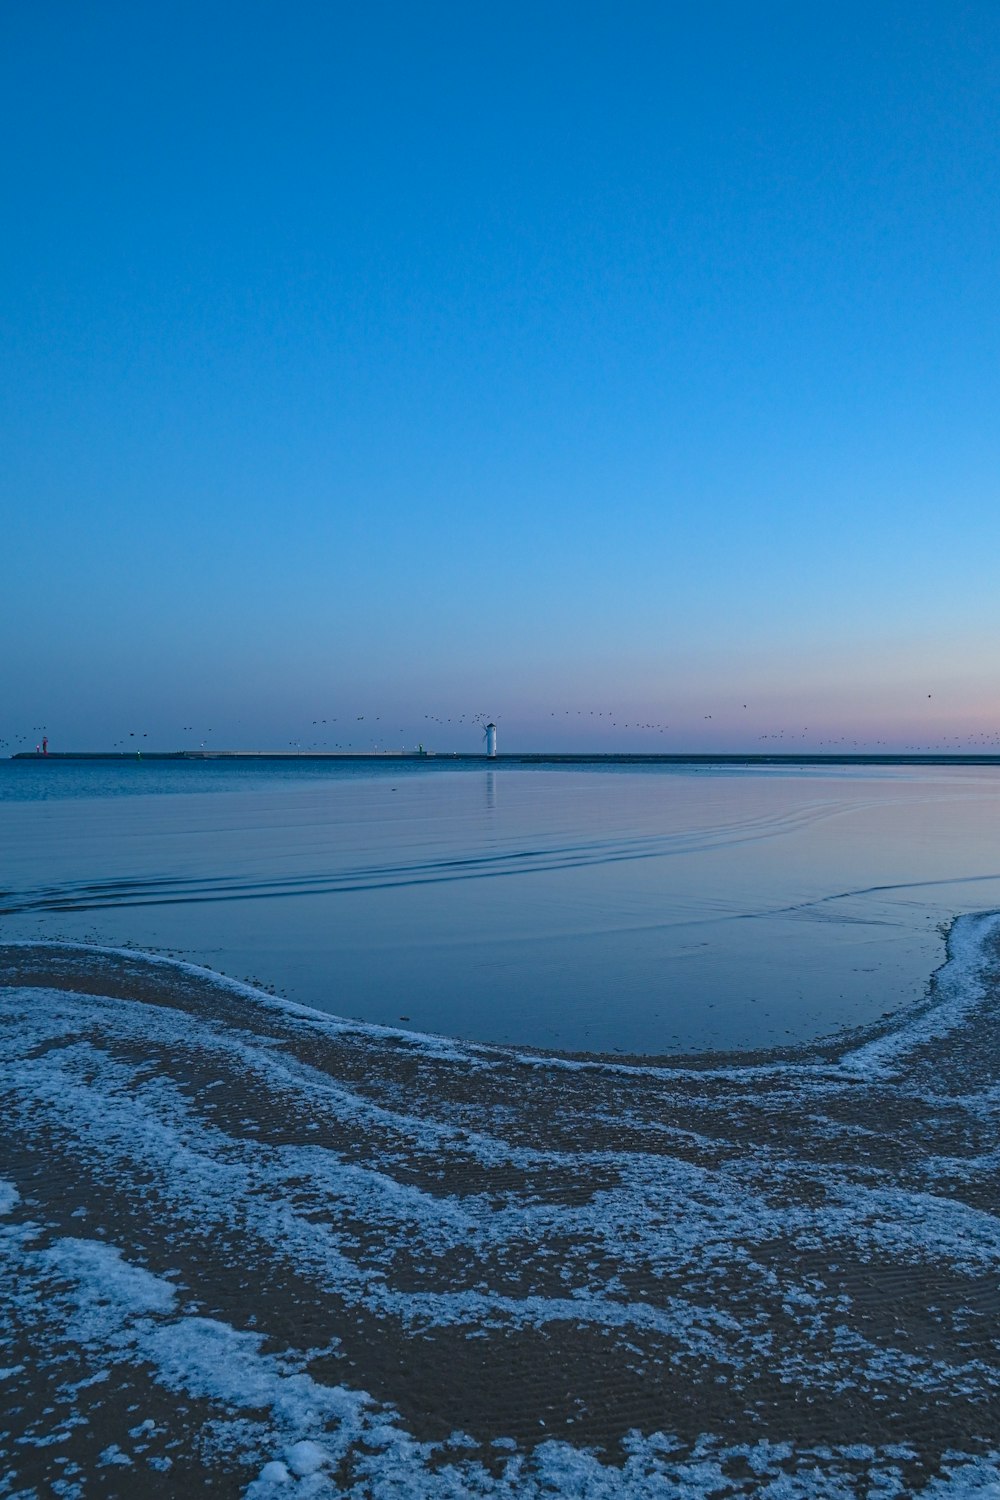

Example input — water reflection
[3,762,1000,1053]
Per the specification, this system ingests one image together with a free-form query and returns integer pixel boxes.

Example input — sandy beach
[4,927,1000,1496]
[8,0,999,1489]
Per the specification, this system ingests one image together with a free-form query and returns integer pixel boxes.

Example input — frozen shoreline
[4,922,1000,1495]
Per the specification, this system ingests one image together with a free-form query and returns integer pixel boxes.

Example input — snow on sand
[3,919,1000,1495]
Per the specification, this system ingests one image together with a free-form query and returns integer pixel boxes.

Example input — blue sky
[3,1,999,752]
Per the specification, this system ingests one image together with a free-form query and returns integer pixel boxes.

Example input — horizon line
[12,750,1000,768]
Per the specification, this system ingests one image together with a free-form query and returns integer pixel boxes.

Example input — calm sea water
[4,757,1000,1053]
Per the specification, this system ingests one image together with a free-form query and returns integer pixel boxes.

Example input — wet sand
[3,928,1000,1496]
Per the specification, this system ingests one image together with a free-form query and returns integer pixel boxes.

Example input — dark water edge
[14,750,1000,764]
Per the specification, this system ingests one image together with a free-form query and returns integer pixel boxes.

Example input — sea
[4,755,1000,1055]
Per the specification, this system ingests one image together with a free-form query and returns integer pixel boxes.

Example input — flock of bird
[5,705,1000,756]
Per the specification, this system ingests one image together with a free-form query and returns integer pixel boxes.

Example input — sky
[3,0,999,754]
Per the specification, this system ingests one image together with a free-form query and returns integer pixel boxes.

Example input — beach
[8,0,999,1489]
[5,924,1000,1496]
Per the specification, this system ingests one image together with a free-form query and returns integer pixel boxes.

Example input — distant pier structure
[485,722,497,758]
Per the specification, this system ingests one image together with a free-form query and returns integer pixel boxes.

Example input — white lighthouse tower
[485,722,497,758]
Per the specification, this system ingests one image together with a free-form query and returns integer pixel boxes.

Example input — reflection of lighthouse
[485,722,497,758]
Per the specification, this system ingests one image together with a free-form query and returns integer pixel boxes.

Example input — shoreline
[5,925,1000,1494]
[0,933,955,1075]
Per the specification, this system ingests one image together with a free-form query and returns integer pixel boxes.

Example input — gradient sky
[3,1,999,753]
